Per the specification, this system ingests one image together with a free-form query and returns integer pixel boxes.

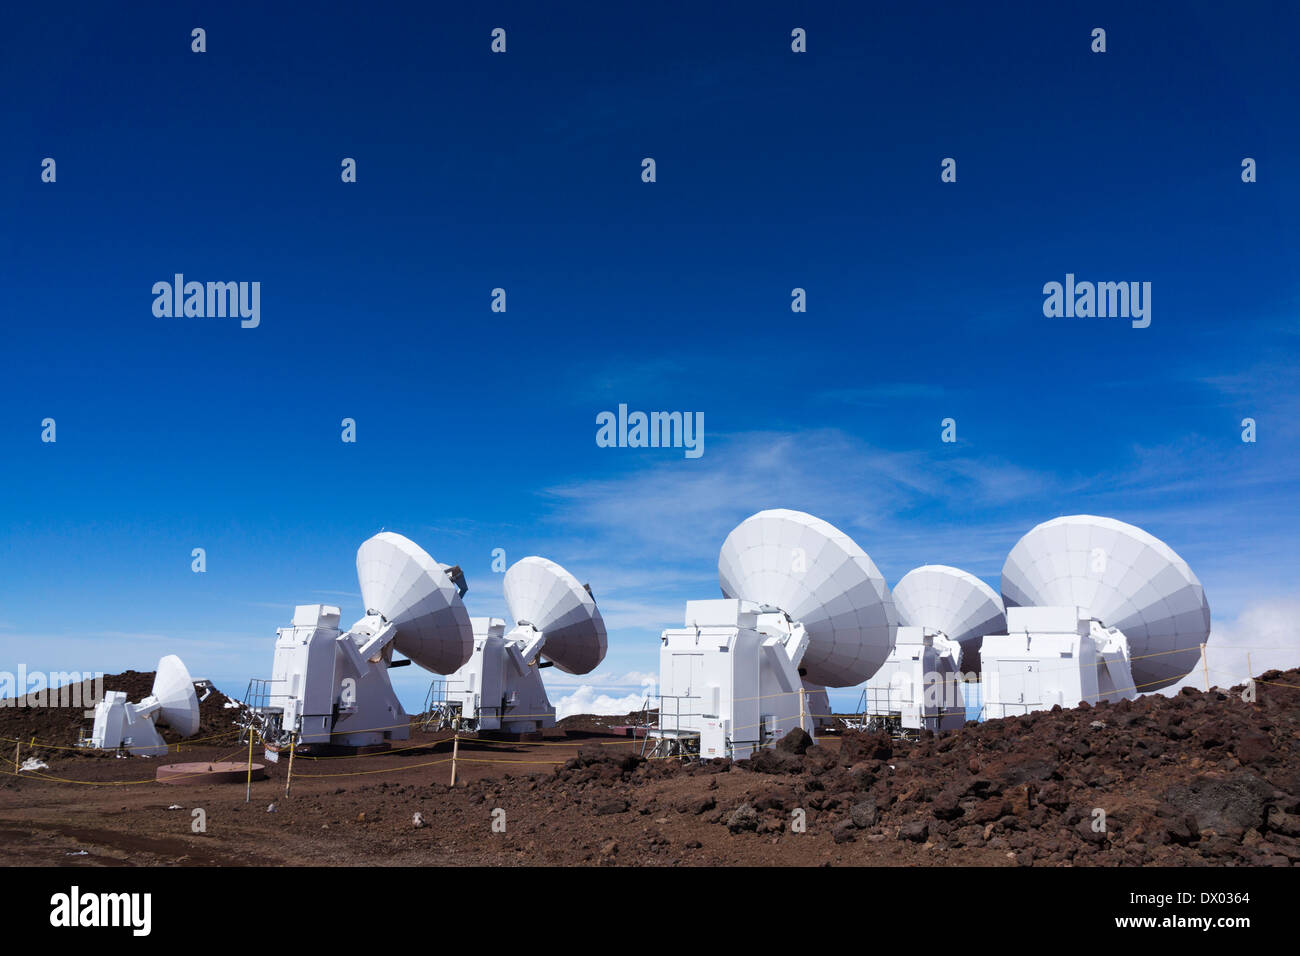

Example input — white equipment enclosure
[653,509,896,759]
[83,655,207,756]
[867,565,1004,732]
[435,556,607,734]
[802,681,834,731]
[254,532,474,748]
[982,515,1210,717]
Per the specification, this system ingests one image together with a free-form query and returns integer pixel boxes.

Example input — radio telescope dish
[893,565,1005,673]
[503,556,607,674]
[356,532,473,674]
[718,509,896,687]
[152,655,201,737]
[1001,515,1210,691]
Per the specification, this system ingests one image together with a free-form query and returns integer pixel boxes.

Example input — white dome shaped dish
[893,565,1005,672]
[718,509,896,687]
[152,654,200,737]
[1001,515,1209,691]
[503,556,607,675]
[356,532,473,675]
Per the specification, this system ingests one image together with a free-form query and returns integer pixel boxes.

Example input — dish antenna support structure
[83,655,207,756]
[865,565,1004,733]
[800,680,834,732]
[256,532,473,748]
[434,556,607,735]
[652,509,896,760]
[981,515,1209,718]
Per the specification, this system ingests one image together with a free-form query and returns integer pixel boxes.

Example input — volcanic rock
[1164,773,1270,839]
[775,727,813,755]
[898,820,929,842]
[850,799,878,829]
[726,803,760,833]
[747,748,804,775]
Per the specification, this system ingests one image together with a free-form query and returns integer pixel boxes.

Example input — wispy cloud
[541,427,1059,571]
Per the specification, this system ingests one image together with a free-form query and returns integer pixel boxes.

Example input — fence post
[246,727,256,803]
[284,733,296,797]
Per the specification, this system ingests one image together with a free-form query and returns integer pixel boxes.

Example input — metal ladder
[420,677,466,732]
[639,694,701,760]
[239,678,279,744]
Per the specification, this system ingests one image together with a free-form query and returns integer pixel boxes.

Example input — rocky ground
[0,668,1295,866]
[714,667,1300,867]
[554,709,649,735]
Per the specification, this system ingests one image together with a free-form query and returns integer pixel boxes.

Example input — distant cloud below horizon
[1160,597,1300,697]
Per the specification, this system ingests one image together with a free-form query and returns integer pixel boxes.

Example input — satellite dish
[503,556,607,674]
[1001,515,1210,691]
[718,509,896,687]
[356,532,473,674]
[151,655,201,737]
[893,565,1005,673]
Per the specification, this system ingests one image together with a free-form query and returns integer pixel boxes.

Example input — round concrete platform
[156,761,267,784]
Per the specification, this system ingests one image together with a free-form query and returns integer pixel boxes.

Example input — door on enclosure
[672,652,704,696]
[669,652,704,728]
[1001,660,1041,714]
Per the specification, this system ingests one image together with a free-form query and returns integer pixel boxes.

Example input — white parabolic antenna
[356,532,473,674]
[1001,515,1210,691]
[151,654,201,736]
[718,509,896,686]
[503,556,607,674]
[893,565,1006,671]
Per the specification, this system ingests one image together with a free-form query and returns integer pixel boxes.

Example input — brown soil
[1,669,1296,867]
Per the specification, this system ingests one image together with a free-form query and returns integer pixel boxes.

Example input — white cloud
[1158,597,1300,695]
[553,686,648,721]
[552,674,657,720]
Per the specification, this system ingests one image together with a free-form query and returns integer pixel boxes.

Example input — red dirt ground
[0,669,1296,867]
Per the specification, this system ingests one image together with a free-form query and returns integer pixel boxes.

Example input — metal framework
[241,677,285,744]
[420,677,470,732]
[640,694,701,759]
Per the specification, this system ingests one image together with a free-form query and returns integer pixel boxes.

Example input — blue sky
[2,2,1297,713]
